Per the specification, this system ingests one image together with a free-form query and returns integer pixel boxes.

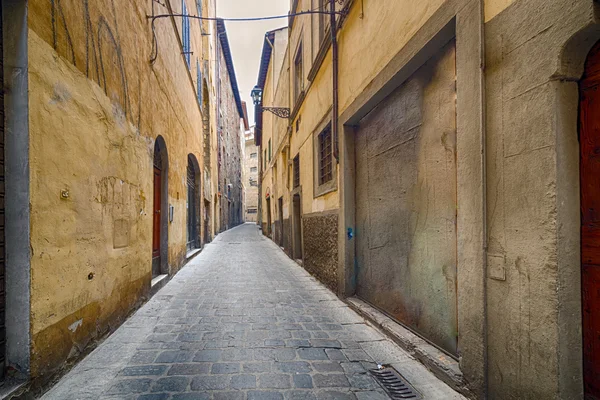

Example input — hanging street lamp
[251,85,290,119]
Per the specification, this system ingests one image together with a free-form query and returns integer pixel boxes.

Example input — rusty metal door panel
[355,40,458,355]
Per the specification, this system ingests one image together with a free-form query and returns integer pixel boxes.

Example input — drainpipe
[330,0,339,161]
[265,34,276,104]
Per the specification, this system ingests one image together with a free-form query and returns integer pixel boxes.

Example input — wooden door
[278,197,283,246]
[293,194,302,260]
[581,39,600,400]
[186,162,197,250]
[152,167,161,260]
[0,3,6,379]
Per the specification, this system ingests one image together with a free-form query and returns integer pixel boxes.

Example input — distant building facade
[216,20,244,232]
[244,128,259,222]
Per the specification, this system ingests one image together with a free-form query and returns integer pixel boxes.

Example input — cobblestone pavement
[41,223,464,400]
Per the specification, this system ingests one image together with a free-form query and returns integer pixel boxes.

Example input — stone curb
[345,297,476,399]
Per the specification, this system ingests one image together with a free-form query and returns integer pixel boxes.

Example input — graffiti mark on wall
[50,0,141,130]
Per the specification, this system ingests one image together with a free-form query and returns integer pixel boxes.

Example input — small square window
[250,152,257,158]
[250,167,257,173]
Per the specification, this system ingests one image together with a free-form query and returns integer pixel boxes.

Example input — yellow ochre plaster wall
[485,0,515,22]
[27,0,213,378]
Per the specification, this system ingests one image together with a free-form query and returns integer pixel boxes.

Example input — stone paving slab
[40,224,465,400]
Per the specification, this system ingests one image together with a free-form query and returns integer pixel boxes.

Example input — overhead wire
[149,8,347,63]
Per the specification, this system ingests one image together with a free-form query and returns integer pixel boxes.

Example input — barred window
[294,43,303,101]
[318,125,333,185]
[293,155,300,189]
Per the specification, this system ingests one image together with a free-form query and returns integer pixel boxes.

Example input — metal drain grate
[369,366,422,399]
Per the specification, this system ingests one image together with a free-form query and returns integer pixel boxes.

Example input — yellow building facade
[0,0,243,387]
[256,0,600,398]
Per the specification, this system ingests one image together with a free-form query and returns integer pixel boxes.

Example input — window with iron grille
[318,125,333,185]
[294,43,303,102]
[293,155,300,189]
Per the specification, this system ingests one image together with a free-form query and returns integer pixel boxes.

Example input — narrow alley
[41,224,463,400]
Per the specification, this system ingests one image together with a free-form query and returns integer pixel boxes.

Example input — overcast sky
[217,0,290,126]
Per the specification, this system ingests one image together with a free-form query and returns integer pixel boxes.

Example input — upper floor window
[318,0,329,44]
[196,59,202,105]
[250,167,257,173]
[293,154,300,189]
[294,43,304,102]
[182,1,191,67]
[196,0,202,17]
[318,124,333,185]
[268,139,272,161]
[250,152,257,158]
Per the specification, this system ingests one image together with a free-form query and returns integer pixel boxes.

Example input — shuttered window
[196,59,202,105]
[182,1,191,67]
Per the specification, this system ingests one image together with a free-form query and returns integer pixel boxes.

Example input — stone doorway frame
[3,0,31,378]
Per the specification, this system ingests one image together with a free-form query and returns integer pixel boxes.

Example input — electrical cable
[149,9,346,24]
[149,9,347,63]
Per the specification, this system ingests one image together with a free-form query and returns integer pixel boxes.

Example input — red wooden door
[152,167,161,259]
[581,40,600,400]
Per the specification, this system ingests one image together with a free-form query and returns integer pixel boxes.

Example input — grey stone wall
[302,212,338,292]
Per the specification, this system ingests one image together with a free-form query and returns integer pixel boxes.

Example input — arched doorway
[153,136,168,277]
[580,39,600,399]
[187,154,201,251]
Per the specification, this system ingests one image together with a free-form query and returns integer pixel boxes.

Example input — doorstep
[0,376,27,399]
[346,297,472,398]
[150,274,169,296]
[186,247,202,260]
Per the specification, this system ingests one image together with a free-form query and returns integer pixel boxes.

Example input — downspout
[265,34,276,105]
[330,0,339,160]
[479,0,489,395]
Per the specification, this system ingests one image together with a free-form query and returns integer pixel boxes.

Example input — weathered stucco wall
[27,0,212,378]
[484,0,596,397]
[355,41,458,355]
